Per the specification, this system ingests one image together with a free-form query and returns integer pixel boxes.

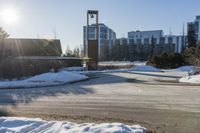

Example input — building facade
[127,30,186,53]
[83,23,116,61]
[164,35,186,53]
[128,30,164,45]
[187,16,200,41]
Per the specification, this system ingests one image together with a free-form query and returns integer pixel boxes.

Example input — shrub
[147,53,187,69]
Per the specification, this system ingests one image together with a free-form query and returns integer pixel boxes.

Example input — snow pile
[130,65,163,72]
[0,71,88,89]
[99,61,134,66]
[133,61,147,66]
[63,67,86,71]
[175,66,196,72]
[179,74,200,84]
[0,117,147,133]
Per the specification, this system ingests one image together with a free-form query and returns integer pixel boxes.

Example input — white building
[128,30,164,44]
[83,23,116,61]
[127,30,186,53]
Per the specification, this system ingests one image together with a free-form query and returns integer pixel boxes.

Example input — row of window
[86,33,115,40]
[129,37,183,44]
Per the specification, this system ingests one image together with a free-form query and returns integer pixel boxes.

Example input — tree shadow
[83,72,129,85]
[0,84,94,106]
[0,72,131,106]
[0,71,188,106]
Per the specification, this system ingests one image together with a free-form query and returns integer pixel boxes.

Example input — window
[129,39,135,44]
[136,39,141,44]
[144,38,149,44]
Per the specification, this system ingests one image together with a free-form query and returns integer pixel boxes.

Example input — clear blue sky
[0,0,200,52]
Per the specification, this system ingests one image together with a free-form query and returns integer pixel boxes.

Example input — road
[0,71,200,133]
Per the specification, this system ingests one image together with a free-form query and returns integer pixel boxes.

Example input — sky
[0,0,200,52]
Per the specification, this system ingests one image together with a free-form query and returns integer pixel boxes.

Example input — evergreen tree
[150,36,155,56]
[0,27,9,59]
[0,27,9,41]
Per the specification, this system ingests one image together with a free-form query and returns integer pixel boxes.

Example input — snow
[175,66,196,72]
[179,74,200,84]
[99,61,134,66]
[130,65,163,72]
[0,117,147,133]
[132,61,147,66]
[0,71,88,89]
[63,67,86,71]
[99,61,147,67]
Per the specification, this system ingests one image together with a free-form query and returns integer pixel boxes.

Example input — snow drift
[63,67,86,71]
[175,66,196,72]
[130,65,163,72]
[0,71,88,89]
[99,61,134,66]
[0,117,147,133]
[179,74,200,84]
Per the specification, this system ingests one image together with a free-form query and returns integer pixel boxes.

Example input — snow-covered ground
[174,66,196,72]
[132,61,147,66]
[0,64,198,88]
[179,74,200,84]
[0,117,146,133]
[63,67,86,71]
[0,71,88,89]
[99,61,134,66]
[130,65,163,72]
[99,61,147,66]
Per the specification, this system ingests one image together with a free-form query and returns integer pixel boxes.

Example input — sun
[0,8,18,24]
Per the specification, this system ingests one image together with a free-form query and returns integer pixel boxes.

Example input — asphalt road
[0,71,200,133]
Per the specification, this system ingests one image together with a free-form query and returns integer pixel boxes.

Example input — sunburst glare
[0,8,19,24]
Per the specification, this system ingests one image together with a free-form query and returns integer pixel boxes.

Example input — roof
[2,38,62,57]
[128,30,163,34]
[15,56,90,60]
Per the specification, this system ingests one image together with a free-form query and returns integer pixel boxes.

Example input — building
[83,23,116,61]
[164,35,186,53]
[0,38,62,57]
[187,16,200,41]
[111,38,129,61]
[128,30,164,45]
[127,30,186,53]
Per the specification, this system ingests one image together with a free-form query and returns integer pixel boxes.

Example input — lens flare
[0,8,19,24]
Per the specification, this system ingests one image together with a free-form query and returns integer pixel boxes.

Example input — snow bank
[0,117,147,133]
[175,66,196,72]
[63,67,86,71]
[179,74,200,84]
[133,61,147,66]
[99,61,134,66]
[130,65,163,72]
[99,61,147,67]
[0,71,88,89]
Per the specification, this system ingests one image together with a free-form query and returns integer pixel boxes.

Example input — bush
[147,53,187,69]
